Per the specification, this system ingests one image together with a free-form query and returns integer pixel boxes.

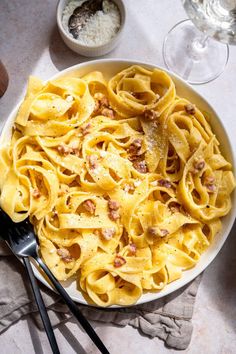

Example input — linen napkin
[0,242,202,350]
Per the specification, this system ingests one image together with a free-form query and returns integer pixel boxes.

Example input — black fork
[0,209,110,354]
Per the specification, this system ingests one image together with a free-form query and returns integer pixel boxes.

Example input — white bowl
[1,59,235,307]
[56,0,126,57]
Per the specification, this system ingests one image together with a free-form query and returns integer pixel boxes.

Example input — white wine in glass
[163,0,236,84]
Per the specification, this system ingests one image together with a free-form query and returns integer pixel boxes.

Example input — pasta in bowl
[0,61,235,307]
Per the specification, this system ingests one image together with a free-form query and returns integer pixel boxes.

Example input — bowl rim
[1,58,235,307]
[56,0,126,50]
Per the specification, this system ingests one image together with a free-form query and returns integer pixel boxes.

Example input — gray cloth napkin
[0,242,202,350]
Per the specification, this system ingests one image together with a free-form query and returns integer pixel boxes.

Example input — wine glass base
[163,19,229,85]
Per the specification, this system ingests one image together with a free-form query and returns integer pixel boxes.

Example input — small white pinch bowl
[57,0,126,57]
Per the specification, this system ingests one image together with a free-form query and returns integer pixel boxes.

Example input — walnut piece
[101,228,115,240]
[147,227,169,237]
[158,179,171,188]
[57,248,73,263]
[160,229,169,236]
[184,104,196,115]
[108,199,120,211]
[206,184,216,193]
[81,123,91,136]
[204,175,215,185]
[144,109,160,120]
[147,226,158,236]
[108,210,120,221]
[57,144,72,156]
[83,199,96,215]
[101,107,115,119]
[114,255,126,268]
[128,138,142,155]
[193,159,205,172]
[169,203,181,213]
[133,160,148,173]
[129,243,137,254]
[32,189,41,199]
[88,154,98,169]
[93,93,110,114]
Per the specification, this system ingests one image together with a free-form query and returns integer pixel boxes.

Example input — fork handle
[23,257,60,354]
[36,257,110,354]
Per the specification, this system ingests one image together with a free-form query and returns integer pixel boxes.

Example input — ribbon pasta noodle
[0,65,235,306]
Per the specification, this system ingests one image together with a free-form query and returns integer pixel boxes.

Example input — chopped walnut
[83,199,96,215]
[158,179,171,188]
[57,144,72,156]
[129,243,137,254]
[133,160,148,173]
[206,184,216,193]
[71,148,80,157]
[193,158,205,172]
[101,107,115,119]
[108,210,120,221]
[108,199,120,211]
[147,227,169,237]
[128,138,142,155]
[100,96,110,107]
[114,255,126,268]
[169,203,181,213]
[185,104,196,115]
[204,175,215,185]
[32,189,41,198]
[88,154,98,169]
[144,109,160,120]
[94,93,109,107]
[81,123,91,136]
[147,227,158,236]
[93,93,110,114]
[57,248,73,263]
[101,228,115,240]
[128,154,140,162]
[160,229,169,237]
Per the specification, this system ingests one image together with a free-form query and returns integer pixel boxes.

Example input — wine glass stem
[183,34,209,81]
[196,34,209,48]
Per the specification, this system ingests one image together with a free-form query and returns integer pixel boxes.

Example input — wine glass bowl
[163,0,236,84]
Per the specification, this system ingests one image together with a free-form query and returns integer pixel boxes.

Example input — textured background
[0,0,236,353]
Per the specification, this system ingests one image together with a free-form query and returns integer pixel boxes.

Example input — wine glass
[163,0,236,84]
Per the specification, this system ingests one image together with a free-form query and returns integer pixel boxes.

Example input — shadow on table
[49,25,92,71]
[57,322,92,354]
[26,316,44,354]
[203,220,236,333]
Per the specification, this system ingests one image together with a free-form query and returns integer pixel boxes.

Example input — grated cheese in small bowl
[57,0,126,56]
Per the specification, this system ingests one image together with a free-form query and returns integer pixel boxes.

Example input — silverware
[0,213,60,353]
[0,208,110,354]
[23,257,60,354]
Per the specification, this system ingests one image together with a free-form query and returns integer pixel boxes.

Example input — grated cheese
[62,0,121,46]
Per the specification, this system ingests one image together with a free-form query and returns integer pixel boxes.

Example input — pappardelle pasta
[0,65,235,306]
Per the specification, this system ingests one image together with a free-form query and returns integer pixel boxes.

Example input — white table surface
[0,1,236,353]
